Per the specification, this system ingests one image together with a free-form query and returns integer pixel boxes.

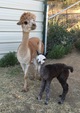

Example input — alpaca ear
[36,51,40,55]
[17,21,21,25]
[43,51,48,57]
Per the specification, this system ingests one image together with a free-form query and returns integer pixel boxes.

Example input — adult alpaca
[17,12,44,92]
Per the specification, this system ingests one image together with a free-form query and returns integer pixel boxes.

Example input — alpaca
[36,54,73,105]
[17,12,44,92]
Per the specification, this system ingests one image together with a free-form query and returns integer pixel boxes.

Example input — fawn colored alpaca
[17,12,44,92]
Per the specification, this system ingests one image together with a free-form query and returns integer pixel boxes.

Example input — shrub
[75,39,80,51]
[70,26,80,41]
[47,45,65,59]
[64,44,72,55]
[47,23,74,52]
[47,23,74,59]
[0,52,18,67]
[47,44,72,59]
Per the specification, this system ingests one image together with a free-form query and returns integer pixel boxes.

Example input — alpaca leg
[34,64,38,79]
[24,64,29,91]
[33,59,39,79]
[37,79,46,100]
[45,81,51,105]
[37,64,41,80]
[20,63,25,72]
[57,73,69,104]
[59,83,69,103]
[21,64,29,92]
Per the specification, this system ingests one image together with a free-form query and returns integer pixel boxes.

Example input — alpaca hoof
[37,96,41,101]
[21,88,29,92]
[38,77,41,81]
[29,76,35,80]
[58,101,62,104]
[59,95,62,98]
[44,101,48,105]
[58,99,64,104]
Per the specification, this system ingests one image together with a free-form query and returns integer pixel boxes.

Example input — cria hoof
[37,96,41,101]
[58,99,64,104]
[59,95,62,98]
[44,101,48,105]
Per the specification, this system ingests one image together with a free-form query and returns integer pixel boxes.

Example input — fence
[48,1,80,30]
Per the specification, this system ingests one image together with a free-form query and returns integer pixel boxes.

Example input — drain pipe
[43,0,49,54]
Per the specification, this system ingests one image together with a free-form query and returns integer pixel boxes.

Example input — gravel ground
[0,51,80,113]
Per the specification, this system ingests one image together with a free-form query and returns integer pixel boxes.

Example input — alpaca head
[36,54,46,65]
[17,12,36,32]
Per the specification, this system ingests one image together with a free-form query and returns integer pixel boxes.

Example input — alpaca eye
[24,21,28,25]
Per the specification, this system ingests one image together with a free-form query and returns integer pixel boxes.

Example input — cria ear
[36,51,39,55]
[36,51,42,55]
[44,51,48,57]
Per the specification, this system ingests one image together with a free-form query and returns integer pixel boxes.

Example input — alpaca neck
[20,31,30,55]
[39,63,45,71]
[41,63,45,68]
[22,31,29,45]
[17,31,31,62]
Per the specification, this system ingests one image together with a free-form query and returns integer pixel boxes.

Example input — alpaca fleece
[37,63,73,105]
[17,12,44,92]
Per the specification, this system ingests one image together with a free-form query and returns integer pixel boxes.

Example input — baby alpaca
[37,59,73,105]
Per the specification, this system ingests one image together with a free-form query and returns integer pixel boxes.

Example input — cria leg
[37,79,46,100]
[45,81,51,105]
[57,71,69,104]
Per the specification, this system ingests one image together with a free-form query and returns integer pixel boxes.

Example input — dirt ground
[0,51,80,113]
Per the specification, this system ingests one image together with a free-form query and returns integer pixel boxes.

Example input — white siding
[0,0,45,58]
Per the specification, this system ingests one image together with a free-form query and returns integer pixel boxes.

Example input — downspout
[43,0,48,54]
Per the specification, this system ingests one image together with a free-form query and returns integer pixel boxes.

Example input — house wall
[0,0,45,58]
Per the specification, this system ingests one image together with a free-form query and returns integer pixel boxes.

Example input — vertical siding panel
[0,0,45,58]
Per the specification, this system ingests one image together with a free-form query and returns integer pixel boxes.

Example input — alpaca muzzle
[31,23,36,30]
[17,21,22,25]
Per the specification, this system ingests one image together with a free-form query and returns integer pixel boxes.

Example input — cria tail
[66,66,73,72]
